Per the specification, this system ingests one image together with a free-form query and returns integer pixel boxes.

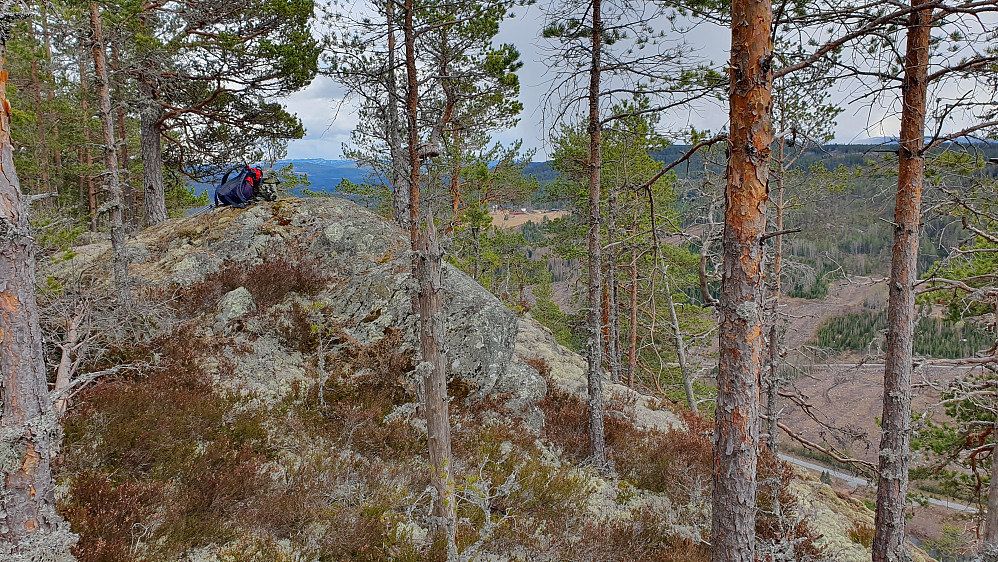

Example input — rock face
[50,198,543,406]
[515,314,681,432]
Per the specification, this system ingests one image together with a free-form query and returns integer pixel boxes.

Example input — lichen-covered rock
[214,286,255,332]
[515,314,681,431]
[45,198,541,407]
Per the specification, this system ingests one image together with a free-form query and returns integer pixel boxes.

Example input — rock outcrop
[44,196,902,561]
[48,198,544,407]
[514,314,682,431]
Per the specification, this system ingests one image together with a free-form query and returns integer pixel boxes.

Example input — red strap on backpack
[247,167,262,188]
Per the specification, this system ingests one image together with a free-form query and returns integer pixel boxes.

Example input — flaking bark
[711,0,773,557]
[586,0,609,472]
[0,30,77,558]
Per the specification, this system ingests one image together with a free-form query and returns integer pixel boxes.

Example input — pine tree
[0,6,77,557]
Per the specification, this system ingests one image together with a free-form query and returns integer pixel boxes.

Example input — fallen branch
[49,363,151,406]
[29,192,59,202]
[776,421,878,474]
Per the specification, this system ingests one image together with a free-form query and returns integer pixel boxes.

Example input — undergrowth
[59,310,826,561]
[172,246,329,315]
[536,378,825,560]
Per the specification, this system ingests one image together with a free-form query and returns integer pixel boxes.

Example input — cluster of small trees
[5,0,318,230]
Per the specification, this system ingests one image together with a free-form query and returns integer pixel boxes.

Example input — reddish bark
[711,0,773,557]
[872,6,931,561]
[0,36,71,551]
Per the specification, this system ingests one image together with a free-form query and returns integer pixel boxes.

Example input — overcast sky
[280,4,937,162]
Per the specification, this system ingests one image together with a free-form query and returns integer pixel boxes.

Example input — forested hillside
[1,0,996,560]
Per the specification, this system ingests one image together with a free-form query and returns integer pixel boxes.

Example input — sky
[280,3,976,162]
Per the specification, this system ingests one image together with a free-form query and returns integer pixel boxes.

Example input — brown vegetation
[172,247,329,315]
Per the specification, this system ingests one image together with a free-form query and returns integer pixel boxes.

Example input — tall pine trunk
[872,6,931,560]
[402,0,456,544]
[0,30,76,558]
[627,198,638,389]
[606,185,621,384]
[90,2,130,305]
[766,139,786,453]
[711,0,772,556]
[79,50,97,230]
[586,0,609,471]
[30,57,52,198]
[111,42,135,229]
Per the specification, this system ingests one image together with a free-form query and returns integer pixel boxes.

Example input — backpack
[215,165,262,208]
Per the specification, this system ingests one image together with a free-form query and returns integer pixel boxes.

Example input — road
[778,453,979,514]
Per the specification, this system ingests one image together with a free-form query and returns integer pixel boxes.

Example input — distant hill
[193,142,998,199]
[275,159,374,194]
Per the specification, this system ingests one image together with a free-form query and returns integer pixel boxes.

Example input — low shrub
[62,473,163,562]
[847,522,875,548]
[174,247,329,315]
[58,325,269,560]
[756,453,827,559]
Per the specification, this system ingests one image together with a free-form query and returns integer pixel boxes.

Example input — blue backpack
[215,165,261,208]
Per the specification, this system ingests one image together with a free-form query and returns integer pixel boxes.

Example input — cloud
[283,76,358,159]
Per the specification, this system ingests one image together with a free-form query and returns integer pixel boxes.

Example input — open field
[490,209,568,229]
[770,277,989,549]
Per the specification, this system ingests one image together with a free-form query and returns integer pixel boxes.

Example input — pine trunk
[711,0,772,556]
[985,422,998,546]
[111,43,135,229]
[872,7,931,561]
[628,200,638,389]
[766,141,786,454]
[139,92,167,226]
[628,252,637,389]
[606,186,622,385]
[403,0,456,540]
[386,0,411,230]
[30,58,52,197]
[90,2,131,305]
[0,35,75,558]
[586,0,609,471]
[79,51,97,230]
[665,274,695,410]
[42,5,61,176]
